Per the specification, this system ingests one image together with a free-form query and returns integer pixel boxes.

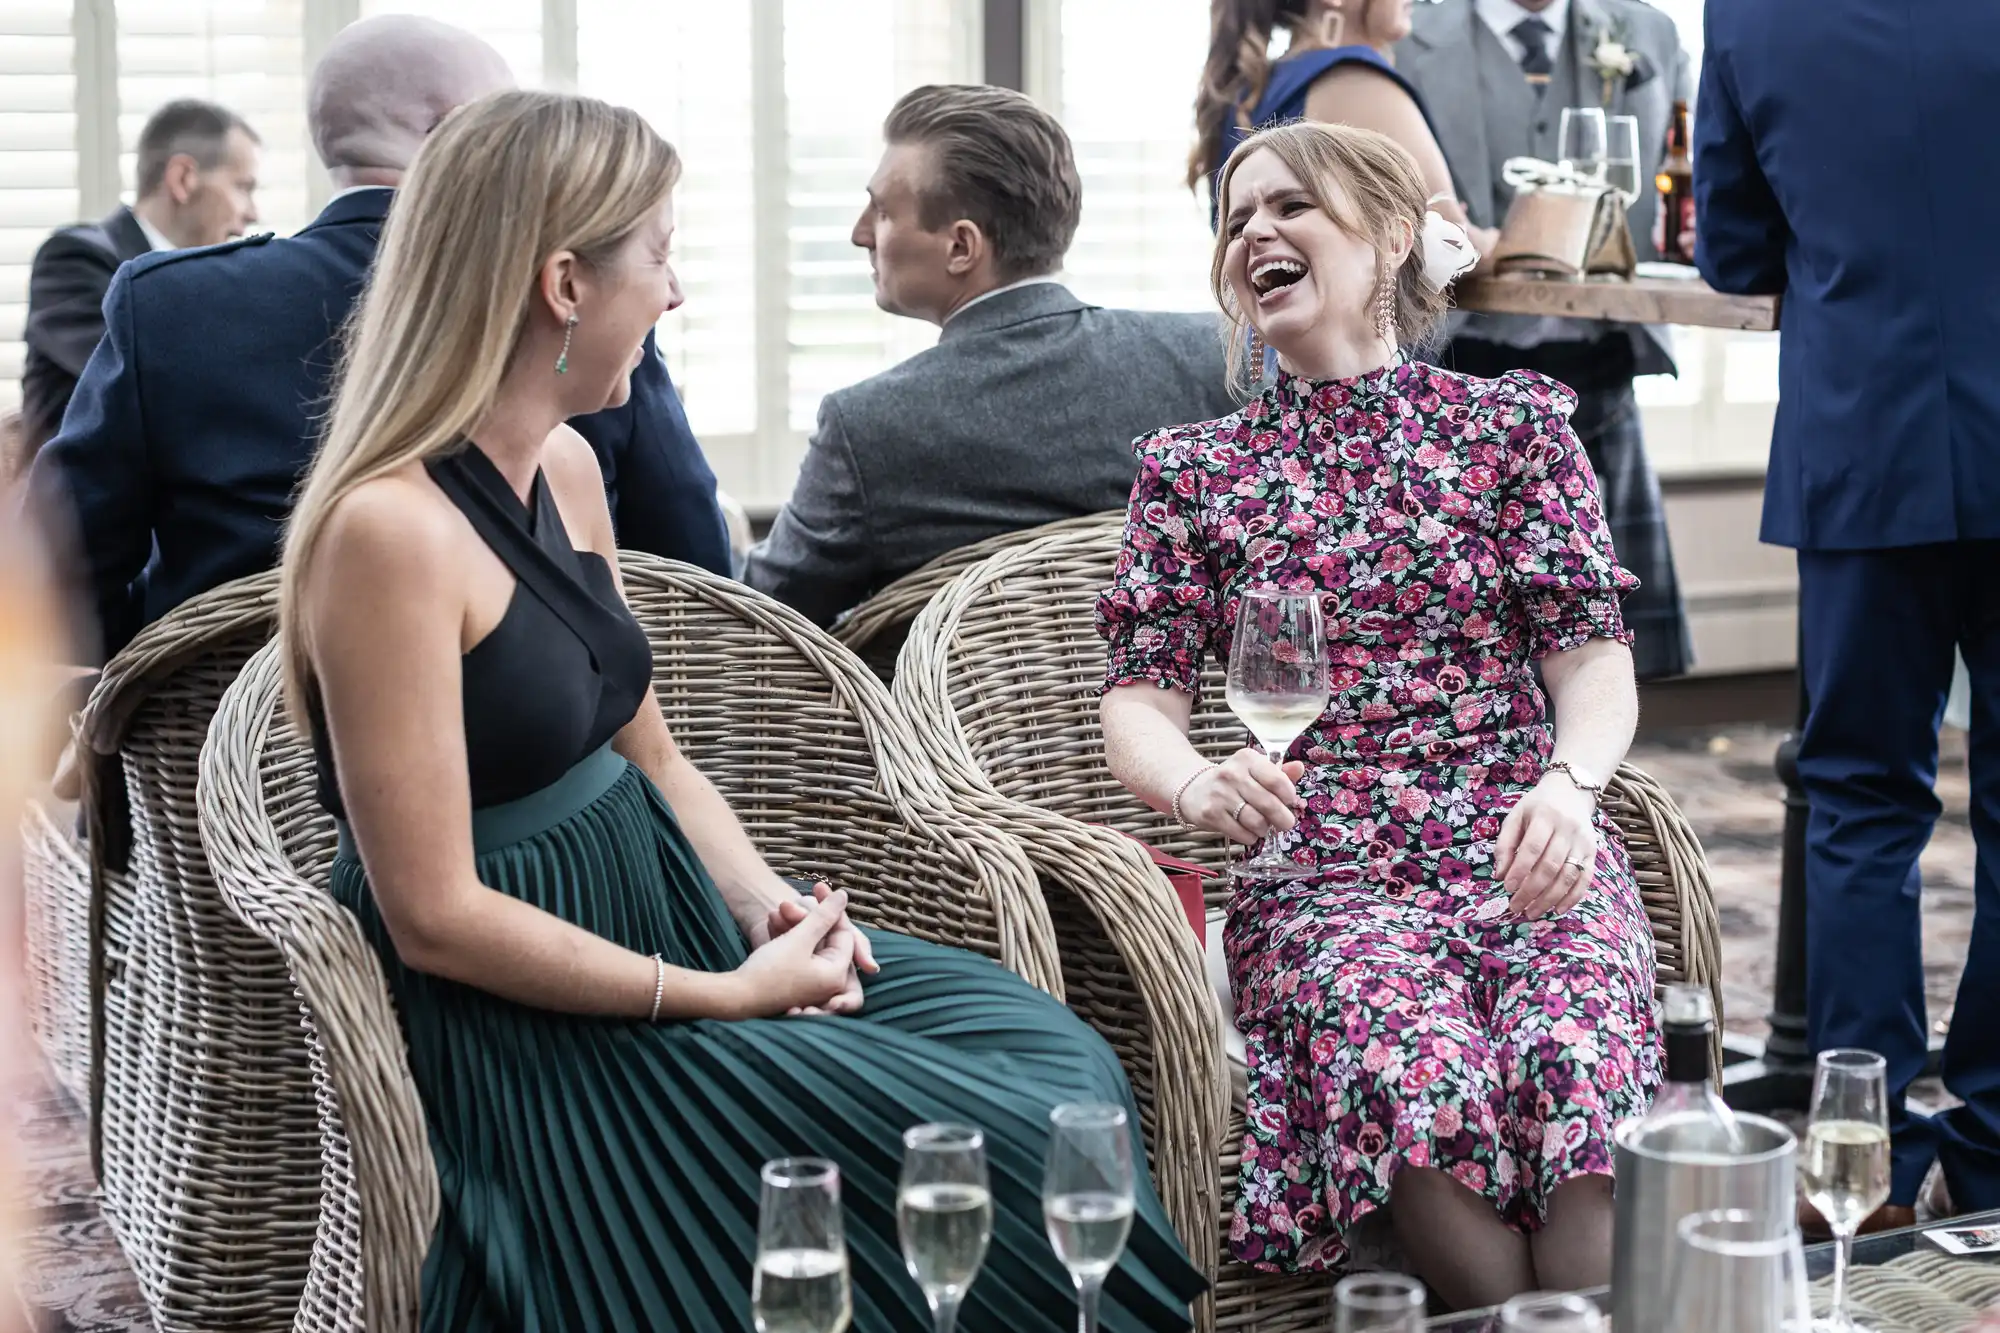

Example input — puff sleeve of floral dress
[1096,361,1659,1275]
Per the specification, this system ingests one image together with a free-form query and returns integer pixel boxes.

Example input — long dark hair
[1187,0,1311,191]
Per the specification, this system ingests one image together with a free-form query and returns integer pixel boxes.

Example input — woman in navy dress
[1190,0,1497,256]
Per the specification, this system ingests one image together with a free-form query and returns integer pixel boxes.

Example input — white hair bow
[1418,210,1477,293]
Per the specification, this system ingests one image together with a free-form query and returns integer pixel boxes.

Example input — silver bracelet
[648,954,665,1023]
[1170,764,1217,827]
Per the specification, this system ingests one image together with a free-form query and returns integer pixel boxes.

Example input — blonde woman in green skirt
[278,89,1203,1332]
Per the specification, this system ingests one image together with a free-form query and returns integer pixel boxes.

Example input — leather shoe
[1798,1197,1916,1242]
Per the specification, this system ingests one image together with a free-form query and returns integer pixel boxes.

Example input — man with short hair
[20,98,261,458]
[27,15,729,665]
[745,83,1238,628]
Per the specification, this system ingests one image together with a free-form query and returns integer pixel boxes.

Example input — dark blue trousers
[1798,542,2000,1208]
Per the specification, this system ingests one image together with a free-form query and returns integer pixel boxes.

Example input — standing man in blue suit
[26,14,730,666]
[1697,0,2000,1227]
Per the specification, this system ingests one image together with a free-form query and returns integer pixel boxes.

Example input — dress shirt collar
[131,208,175,252]
[1475,0,1571,56]
[942,274,1065,326]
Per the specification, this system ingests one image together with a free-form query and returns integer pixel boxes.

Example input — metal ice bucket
[1611,1111,1797,1333]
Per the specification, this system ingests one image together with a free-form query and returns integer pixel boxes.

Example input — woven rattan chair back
[21,798,99,1102]
[199,640,433,1333]
[831,512,1126,680]
[59,570,324,1332]
[619,553,1057,989]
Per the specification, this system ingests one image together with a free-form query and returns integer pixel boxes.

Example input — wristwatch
[1545,760,1604,803]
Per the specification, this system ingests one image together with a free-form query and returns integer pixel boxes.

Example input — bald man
[26,16,729,664]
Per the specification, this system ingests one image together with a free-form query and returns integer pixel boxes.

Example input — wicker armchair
[194,555,1065,1331]
[198,642,433,1333]
[893,521,1726,1333]
[53,571,319,1332]
[831,512,1123,680]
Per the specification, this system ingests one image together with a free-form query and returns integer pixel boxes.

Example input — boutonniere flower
[1592,25,1637,105]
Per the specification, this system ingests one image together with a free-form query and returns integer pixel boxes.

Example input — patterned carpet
[3,724,1978,1330]
[8,1076,149,1332]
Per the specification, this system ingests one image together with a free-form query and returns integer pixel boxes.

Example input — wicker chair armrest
[1605,762,1726,1072]
[829,781,1069,1004]
[198,648,435,1333]
[886,699,1226,1280]
[79,570,280,756]
[977,793,1226,1233]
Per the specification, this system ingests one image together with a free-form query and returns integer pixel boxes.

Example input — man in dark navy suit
[21,98,262,461]
[25,14,730,665]
[1697,0,2000,1225]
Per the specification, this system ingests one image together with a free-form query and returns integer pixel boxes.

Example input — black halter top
[312,445,654,819]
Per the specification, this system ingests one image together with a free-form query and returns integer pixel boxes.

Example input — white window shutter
[1057,0,1213,314]
[0,0,79,408]
[115,0,311,238]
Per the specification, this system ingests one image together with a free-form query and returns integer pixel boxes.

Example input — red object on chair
[1099,828,1211,947]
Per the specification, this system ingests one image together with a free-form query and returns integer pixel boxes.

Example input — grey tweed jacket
[745,281,1240,627]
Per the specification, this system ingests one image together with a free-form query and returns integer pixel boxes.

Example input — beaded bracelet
[1170,764,1218,827]
[648,955,665,1023]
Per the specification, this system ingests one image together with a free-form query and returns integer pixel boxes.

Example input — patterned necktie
[1513,16,1555,85]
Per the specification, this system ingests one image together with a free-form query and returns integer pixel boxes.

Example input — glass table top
[1415,1209,2000,1331]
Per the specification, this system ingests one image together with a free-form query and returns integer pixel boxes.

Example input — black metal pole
[1723,657,1815,1109]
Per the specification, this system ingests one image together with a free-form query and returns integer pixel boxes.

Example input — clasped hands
[739,880,878,1017]
[1179,749,1600,918]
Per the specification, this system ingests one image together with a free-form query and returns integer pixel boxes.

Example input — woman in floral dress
[1097,121,1660,1311]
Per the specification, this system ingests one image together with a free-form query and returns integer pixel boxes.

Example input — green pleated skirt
[330,748,1205,1332]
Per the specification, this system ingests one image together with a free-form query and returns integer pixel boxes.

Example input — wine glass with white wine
[1800,1049,1891,1333]
[1044,1103,1136,1333]
[1333,1273,1426,1333]
[1224,587,1328,881]
[898,1124,993,1333]
[752,1157,852,1333]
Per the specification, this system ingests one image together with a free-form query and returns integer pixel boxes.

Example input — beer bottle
[1655,99,1697,264]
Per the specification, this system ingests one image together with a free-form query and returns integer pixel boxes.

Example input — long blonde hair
[1210,120,1447,391]
[279,89,681,722]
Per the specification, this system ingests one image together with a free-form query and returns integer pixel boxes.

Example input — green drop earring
[556,313,578,374]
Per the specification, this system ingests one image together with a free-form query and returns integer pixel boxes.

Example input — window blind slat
[0,4,71,414]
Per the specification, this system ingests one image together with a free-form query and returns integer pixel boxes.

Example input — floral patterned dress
[1096,360,1661,1274]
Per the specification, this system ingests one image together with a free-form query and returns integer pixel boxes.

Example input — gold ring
[1232,799,1250,822]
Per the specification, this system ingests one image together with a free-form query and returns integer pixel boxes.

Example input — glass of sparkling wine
[1043,1103,1136,1333]
[1224,587,1328,882]
[1501,1290,1606,1333]
[1333,1273,1426,1332]
[753,1157,852,1333]
[898,1124,993,1333]
[1559,106,1609,183]
[1606,115,1643,205]
[1800,1049,1891,1333]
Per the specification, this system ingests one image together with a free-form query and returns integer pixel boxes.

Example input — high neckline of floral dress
[1270,354,1410,412]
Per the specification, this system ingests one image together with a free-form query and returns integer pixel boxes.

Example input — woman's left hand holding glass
[1495,777,1600,919]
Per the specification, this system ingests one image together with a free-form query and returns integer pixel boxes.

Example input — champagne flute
[1502,1291,1606,1332]
[898,1124,992,1333]
[1606,115,1642,204]
[1800,1049,1891,1333]
[752,1157,852,1333]
[1332,1273,1426,1333]
[1664,1209,1813,1333]
[1224,587,1328,882]
[1043,1103,1135,1333]
[1559,107,1609,183]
